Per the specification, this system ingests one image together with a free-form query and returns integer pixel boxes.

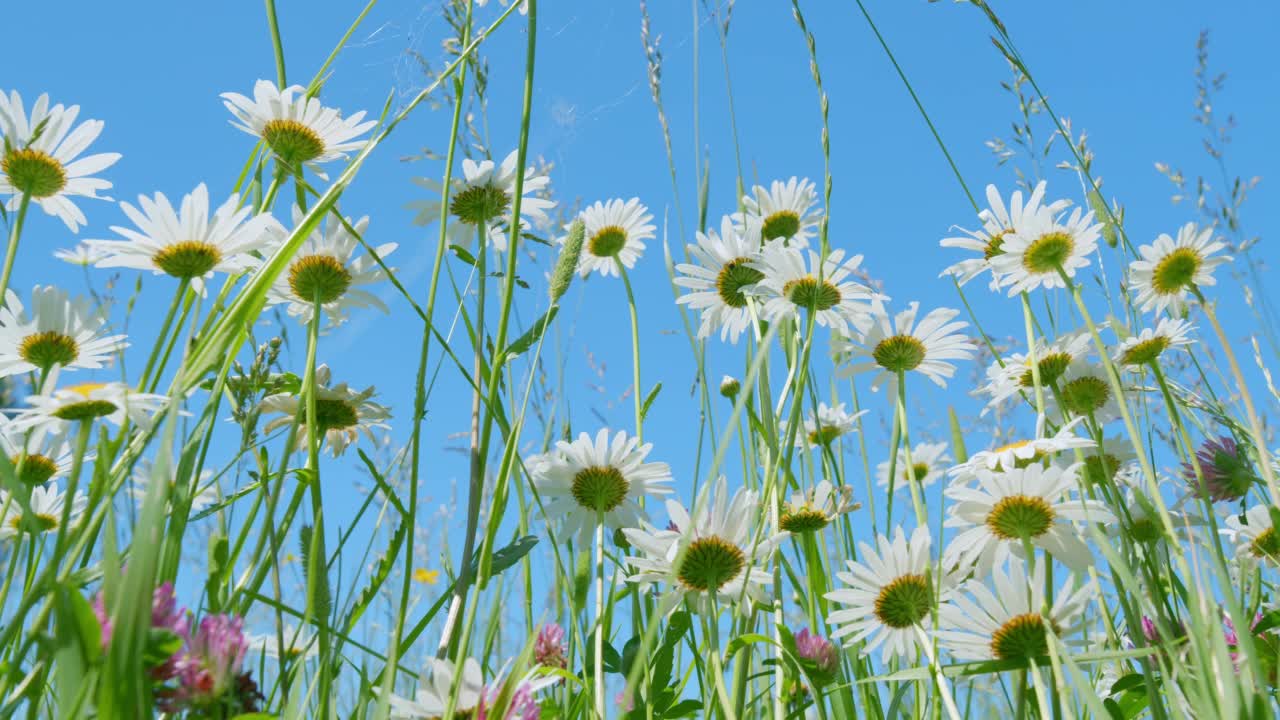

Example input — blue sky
[4,0,1279,638]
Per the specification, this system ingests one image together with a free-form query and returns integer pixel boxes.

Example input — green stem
[594,514,606,719]
[0,193,30,306]
[302,294,331,716]
[618,261,644,442]
[137,280,190,391]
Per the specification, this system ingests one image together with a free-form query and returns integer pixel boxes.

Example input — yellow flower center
[1021,231,1075,274]
[783,277,841,312]
[288,254,352,305]
[676,536,746,593]
[780,507,829,534]
[986,494,1055,540]
[153,240,223,279]
[990,613,1053,660]
[18,331,79,371]
[2,148,67,198]
[761,210,801,241]
[570,465,630,514]
[262,119,326,167]
[873,335,926,373]
[13,453,58,486]
[715,258,764,308]
[1151,247,1202,295]
[587,225,628,258]
[873,573,933,629]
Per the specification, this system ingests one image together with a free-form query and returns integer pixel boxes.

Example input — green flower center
[153,240,223,279]
[570,465,630,514]
[1119,337,1170,367]
[761,211,801,242]
[783,277,841,312]
[1151,248,1202,295]
[1019,352,1072,388]
[807,425,844,447]
[716,258,764,308]
[676,536,746,593]
[313,397,359,432]
[587,225,628,258]
[2,148,67,198]
[1021,231,1075,274]
[262,119,326,167]
[1060,375,1110,416]
[10,513,59,533]
[873,335,926,373]
[18,331,79,371]
[1083,453,1122,485]
[983,230,1011,261]
[986,494,1055,540]
[991,613,1052,660]
[450,184,510,225]
[1128,517,1164,544]
[780,508,829,534]
[1249,527,1280,562]
[288,254,352,305]
[52,400,117,422]
[13,454,58,486]
[905,462,931,482]
[873,573,933,629]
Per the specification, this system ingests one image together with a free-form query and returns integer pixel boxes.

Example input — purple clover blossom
[793,628,839,676]
[91,581,189,680]
[1183,436,1258,502]
[159,613,260,714]
[533,623,567,669]
[1140,616,1160,645]
[477,680,542,720]
[1223,610,1266,670]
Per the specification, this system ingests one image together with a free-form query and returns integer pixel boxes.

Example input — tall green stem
[0,193,30,306]
[618,261,644,442]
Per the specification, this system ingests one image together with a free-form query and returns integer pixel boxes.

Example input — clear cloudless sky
[3,0,1278,634]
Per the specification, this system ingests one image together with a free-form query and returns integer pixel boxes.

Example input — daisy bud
[549,219,584,304]
[719,375,739,398]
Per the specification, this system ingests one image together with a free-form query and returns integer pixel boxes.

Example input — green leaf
[663,698,703,718]
[640,382,662,421]
[471,534,539,576]
[450,244,477,266]
[299,524,332,618]
[505,307,559,360]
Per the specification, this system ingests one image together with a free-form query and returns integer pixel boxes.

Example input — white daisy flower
[221,80,376,171]
[736,177,822,246]
[570,198,655,278]
[748,241,879,336]
[0,286,126,377]
[247,623,319,662]
[780,479,857,534]
[877,441,951,493]
[978,331,1093,413]
[1128,223,1231,316]
[939,182,1070,288]
[943,462,1114,573]
[259,364,390,457]
[825,526,953,662]
[794,401,865,449]
[1224,505,1280,566]
[1079,436,1137,486]
[0,421,80,486]
[0,483,87,540]
[834,300,973,390]
[1113,317,1195,369]
[0,90,120,231]
[407,150,554,251]
[950,415,1095,479]
[990,205,1101,295]
[674,215,765,343]
[264,209,397,328]
[11,381,167,435]
[623,476,786,616]
[938,558,1095,661]
[1047,358,1124,425]
[374,657,485,719]
[525,428,673,541]
[85,184,281,291]
[53,242,109,266]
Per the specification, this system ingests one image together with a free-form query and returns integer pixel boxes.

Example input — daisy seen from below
[0,90,120,231]
[834,300,973,391]
[570,198,654,278]
[0,483,87,539]
[1224,504,1280,566]
[86,183,281,291]
[221,80,376,171]
[0,421,80,486]
[748,240,878,336]
[990,205,1101,295]
[779,479,857,534]
[12,380,167,435]
[524,427,673,541]
[794,401,864,449]
[938,558,1095,661]
[978,331,1093,412]
[877,441,951,494]
[128,462,220,517]
[944,462,1114,573]
[407,149,554,250]
[375,657,485,719]
[1114,317,1195,369]
[0,286,126,377]
[264,209,396,327]
[1129,223,1231,316]
[736,176,822,246]
[825,526,950,662]
[950,415,1095,478]
[940,181,1070,288]
[259,364,390,457]
[623,476,786,615]
[1048,358,1125,425]
[674,214,765,343]
[1079,435,1137,486]
[247,623,318,663]
[53,243,108,266]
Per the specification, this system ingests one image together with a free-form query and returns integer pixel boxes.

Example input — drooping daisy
[1225,505,1280,565]
[11,381,167,435]
[525,428,673,541]
[1128,223,1231,316]
[794,402,865,449]
[264,209,397,327]
[0,90,120,231]
[938,558,1095,662]
[834,300,973,390]
[247,623,318,662]
[736,177,822,246]
[877,441,951,494]
[0,421,80,486]
[221,80,376,171]
[0,483,87,540]
[53,243,108,266]
[570,198,655,278]
[940,182,1070,288]
[259,364,390,457]
[623,476,786,615]
[1048,359,1124,425]
[1114,317,1195,369]
[407,150,554,251]
[990,205,1101,295]
[950,415,1095,478]
[825,526,951,662]
[674,214,764,343]
[978,331,1093,412]
[748,241,879,336]
[779,479,857,534]
[0,286,126,377]
[943,462,1114,573]
[86,184,281,291]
